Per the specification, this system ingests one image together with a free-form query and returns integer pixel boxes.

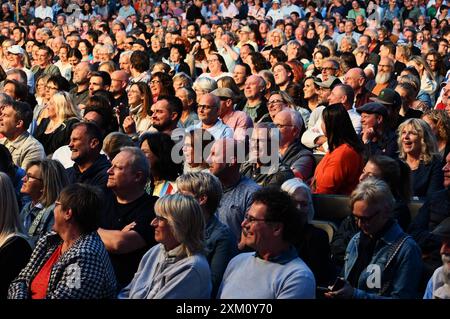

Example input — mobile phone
[330,277,346,292]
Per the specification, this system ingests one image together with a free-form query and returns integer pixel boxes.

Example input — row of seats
[311,194,424,243]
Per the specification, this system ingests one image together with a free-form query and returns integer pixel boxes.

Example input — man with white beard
[366,57,397,96]
[424,217,450,299]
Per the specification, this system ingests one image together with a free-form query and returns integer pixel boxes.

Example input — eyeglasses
[198,104,216,110]
[352,212,379,224]
[150,80,161,85]
[267,99,285,106]
[244,213,277,224]
[25,173,43,181]
[275,123,294,129]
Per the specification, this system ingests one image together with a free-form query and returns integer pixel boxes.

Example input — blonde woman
[123,82,153,137]
[118,194,212,299]
[33,74,51,124]
[407,56,437,105]
[33,92,80,155]
[19,159,69,246]
[0,172,32,299]
[422,110,450,160]
[397,118,444,199]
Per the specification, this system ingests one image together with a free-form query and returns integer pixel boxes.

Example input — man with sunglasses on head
[217,186,315,299]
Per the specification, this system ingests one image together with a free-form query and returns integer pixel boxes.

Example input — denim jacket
[344,222,423,299]
[204,215,238,297]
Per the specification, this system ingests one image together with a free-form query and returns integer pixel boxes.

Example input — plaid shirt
[8,232,116,299]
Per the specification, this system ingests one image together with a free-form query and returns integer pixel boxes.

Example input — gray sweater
[118,244,212,299]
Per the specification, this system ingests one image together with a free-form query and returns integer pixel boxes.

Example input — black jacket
[240,162,294,187]
[280,140,315,182]
[67,154,111,189]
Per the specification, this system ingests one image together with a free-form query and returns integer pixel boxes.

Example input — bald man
[344,68,376,108]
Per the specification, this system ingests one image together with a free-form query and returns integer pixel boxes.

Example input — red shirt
[30,245,62,299]
[312,144,364,195]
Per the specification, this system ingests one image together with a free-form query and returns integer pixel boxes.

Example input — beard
[442,254,450,285]
[153,120,173,132]
[375,71,392,85]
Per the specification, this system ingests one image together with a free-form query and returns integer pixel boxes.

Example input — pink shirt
[222,110,253,141]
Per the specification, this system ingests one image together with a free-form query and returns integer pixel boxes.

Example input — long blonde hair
[0,172,26,248]
[49,91,81,123]
[397,118,439,165]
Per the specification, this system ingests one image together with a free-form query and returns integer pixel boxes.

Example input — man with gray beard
[366,57,397,96]
[424,217,450,299]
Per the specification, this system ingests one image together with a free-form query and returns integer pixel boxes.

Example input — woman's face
[292,188,309,214]
[36,79,47,97]
[59,47,68,62]
[401,124,422,157]
[149,77,163,96]
[45,81,59,100]
[128,85,143,106]
[78,42,88,56]
[182,135,195,165]
[422,115,438,137]
[20,165,43,199]
[303,78,317,100]
[200,37,210,50]
[68,55,80,67]
[151,214,179,250]
[207,54,221,73]
[313,52,324,68]
[359,161,382,182]
[170,47,181,63]
[267,94,287,119]
[46,97,58,119]
[271,32,281,46]
[141,139,157,169]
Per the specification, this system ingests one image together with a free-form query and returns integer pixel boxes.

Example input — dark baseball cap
[431,218,450,239]
[357,102,388,117]
[132,39,148,49]
[370,88,402,108]
[314,76,341,89]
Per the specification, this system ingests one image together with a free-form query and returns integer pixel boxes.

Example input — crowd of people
[0,0,450,299]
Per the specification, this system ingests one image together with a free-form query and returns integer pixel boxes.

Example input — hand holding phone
[329,277,346,292]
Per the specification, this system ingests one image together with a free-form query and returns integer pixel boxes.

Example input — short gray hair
[193,77,217,93]
[120,146,150,185]
[350,177,395,213]
[281,178,315,222]
[176,172,223,215]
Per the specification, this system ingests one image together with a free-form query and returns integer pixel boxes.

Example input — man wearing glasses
[325,178,422,299]
[0,100,45,169]
[188,93,233,140]
[217,186,316,299]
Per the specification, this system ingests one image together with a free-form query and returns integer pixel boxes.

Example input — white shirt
[219,3,239,19]
[34,6,54,20]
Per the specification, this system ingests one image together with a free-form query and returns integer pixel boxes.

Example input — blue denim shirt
[344,222,423,299]
[204,215,238,297]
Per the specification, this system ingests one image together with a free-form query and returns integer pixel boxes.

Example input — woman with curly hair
[149,72,174,104]
[422,109,450,163]
[397,118,444,199]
